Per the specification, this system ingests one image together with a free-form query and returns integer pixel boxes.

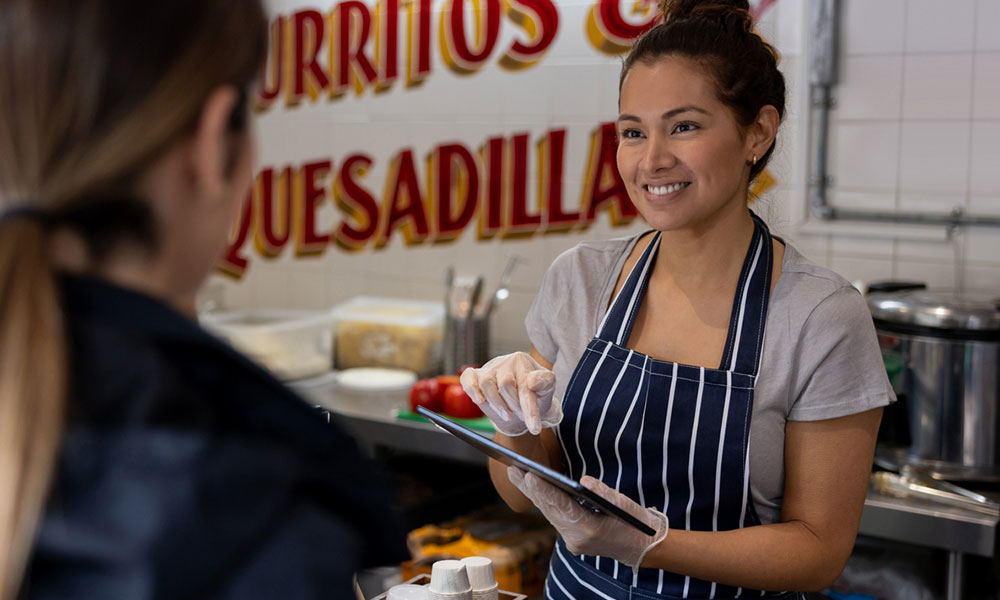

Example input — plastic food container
[331,296,445,377]
[200,309,334,381]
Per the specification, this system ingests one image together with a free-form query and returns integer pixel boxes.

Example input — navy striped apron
[546,214,801,600]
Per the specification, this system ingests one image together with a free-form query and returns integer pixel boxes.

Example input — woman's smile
[643,181,692,201]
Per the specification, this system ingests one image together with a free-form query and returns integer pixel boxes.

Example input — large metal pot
[867,285,1000,480]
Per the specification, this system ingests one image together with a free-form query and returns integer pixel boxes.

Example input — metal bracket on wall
[807,0,1000,230]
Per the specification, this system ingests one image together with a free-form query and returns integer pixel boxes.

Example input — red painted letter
[500,0,559,69]
[538,129,579,232]
[380,149,430,247]
[441,0,502,74]
[478,137,505,239]
[291,10,331,103]
[582,123,637,225]
[334,154,379,251]
[504,133,541,237]
[296,160,333,255]
[337,1,378,94]
[432,143,479,242]
[218,189,255,277]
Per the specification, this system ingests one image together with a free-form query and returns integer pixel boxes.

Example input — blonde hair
[0,1,266,596]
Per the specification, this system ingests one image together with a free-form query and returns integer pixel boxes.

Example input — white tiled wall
[206,0,1000,360]
[793,0,1000,294]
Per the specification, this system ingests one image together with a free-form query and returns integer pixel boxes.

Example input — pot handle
[866,280,927,295]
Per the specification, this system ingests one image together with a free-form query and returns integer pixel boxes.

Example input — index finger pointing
[518,384,541,435]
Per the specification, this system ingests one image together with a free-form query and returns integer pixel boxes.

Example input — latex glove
[508,466,668,569]
[459,351,561,436]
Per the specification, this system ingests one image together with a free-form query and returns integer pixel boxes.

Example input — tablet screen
[415,406,656,536]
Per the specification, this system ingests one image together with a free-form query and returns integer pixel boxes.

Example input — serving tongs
[871,466,1000,515]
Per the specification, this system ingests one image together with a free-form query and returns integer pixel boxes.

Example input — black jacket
[21,274,407,599]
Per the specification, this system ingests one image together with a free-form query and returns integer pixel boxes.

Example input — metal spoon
[444,266,454,315]
[468,276,484,319]
[485,255,524,316]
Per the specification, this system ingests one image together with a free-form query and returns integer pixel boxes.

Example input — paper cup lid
[429,559,471,594]
[459,557,495,591]
[387,584,429,600]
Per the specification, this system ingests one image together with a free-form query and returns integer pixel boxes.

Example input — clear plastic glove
[459,352,561,436]
[507,466,668,569]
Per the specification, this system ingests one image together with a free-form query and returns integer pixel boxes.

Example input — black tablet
[415,406,657,536]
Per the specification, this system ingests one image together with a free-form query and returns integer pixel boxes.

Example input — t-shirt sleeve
[524,258,564,364]
[787,285,896,421]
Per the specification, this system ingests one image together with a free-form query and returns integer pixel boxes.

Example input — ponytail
[0,219,66,599]
[0,0,266,592]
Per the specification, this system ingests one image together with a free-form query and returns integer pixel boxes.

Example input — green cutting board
[394,409,494,432]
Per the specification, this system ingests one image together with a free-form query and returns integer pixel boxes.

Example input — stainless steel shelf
[860,489,997,557]
[294,378,487,465]
[296,379,998,597]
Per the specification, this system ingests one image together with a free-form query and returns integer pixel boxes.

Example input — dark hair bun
[658,0,752,27]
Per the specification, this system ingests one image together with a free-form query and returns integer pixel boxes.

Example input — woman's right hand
[460,351,561,436]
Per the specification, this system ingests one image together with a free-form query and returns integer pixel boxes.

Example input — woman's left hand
[507,466,668,568]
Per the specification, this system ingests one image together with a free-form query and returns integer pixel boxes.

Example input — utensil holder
[444,314,489,374]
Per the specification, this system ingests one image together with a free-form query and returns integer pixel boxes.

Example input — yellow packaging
[331,297,444,376]
[403,507,556,596]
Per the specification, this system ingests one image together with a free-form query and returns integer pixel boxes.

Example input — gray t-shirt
[525,233,895,524]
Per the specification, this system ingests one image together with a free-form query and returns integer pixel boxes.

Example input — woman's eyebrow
[662,105,709,119]
[617,105,710,123]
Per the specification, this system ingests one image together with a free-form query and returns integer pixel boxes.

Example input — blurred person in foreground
[0,2,407,598]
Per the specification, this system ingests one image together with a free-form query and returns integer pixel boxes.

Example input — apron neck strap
[717,211,773,376]
[595,211,774,377]
[596,231,661,346]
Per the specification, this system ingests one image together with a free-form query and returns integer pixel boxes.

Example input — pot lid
[867,289,1000,332]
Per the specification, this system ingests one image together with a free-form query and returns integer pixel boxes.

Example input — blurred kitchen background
[197,1,1000,598]
[203,0,1000,357]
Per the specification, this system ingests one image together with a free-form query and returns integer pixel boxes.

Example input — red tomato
[442,384,483,419]
[409,378,442,413]
[455,364,479,376]
[435,375,461,387]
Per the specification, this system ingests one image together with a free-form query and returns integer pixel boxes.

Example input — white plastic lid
[331,296,444,327]
[200,308,334,331]
[335,367,417,392]
[387,584,429,600]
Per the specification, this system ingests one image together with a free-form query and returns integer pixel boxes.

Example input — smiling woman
[458,1,894,599]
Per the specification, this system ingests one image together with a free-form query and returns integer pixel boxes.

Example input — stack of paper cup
[386,584,429,600]
[461,557,498,600]
[427,559,472,600]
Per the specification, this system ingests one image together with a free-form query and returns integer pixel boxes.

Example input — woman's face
[616,56,754,232]
[202,126,255,277]
[176,94,257,300]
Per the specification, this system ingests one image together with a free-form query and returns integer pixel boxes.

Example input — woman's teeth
[647,182,690,195]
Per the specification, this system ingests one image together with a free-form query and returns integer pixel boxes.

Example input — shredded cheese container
[200,309,335,381]
[331,296,445,377]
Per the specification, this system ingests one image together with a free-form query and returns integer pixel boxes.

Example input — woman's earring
[752,155,757,165]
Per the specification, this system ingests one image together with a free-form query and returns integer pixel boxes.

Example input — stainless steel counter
[297,381,489,465]
[296,381,998,598]
[861,488,997,557]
